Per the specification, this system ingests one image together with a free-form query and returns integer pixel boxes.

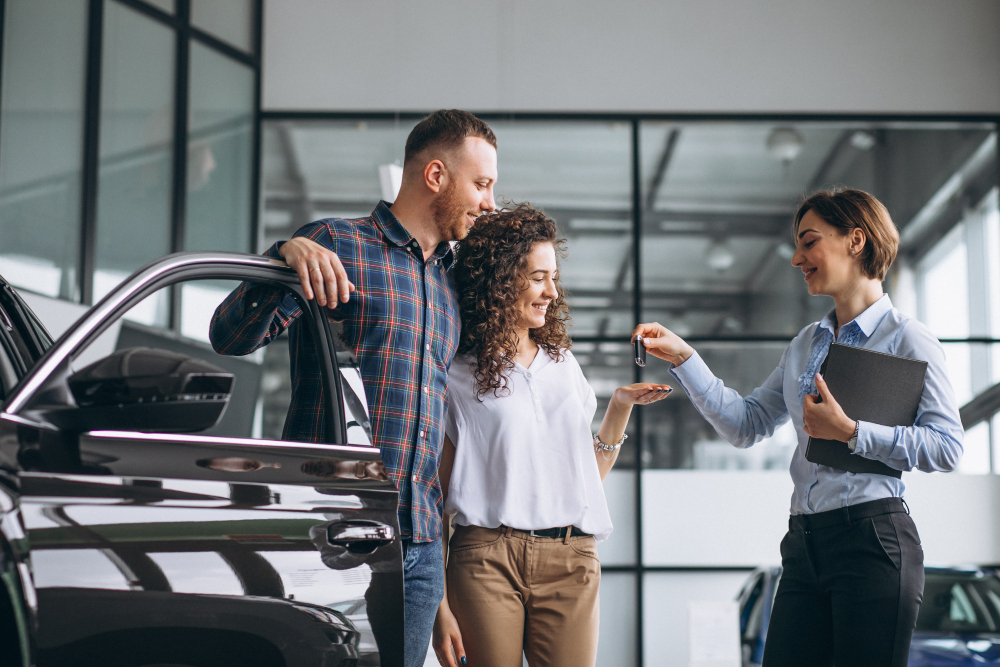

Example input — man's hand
[279,238,354,308]
[802,373,857,441]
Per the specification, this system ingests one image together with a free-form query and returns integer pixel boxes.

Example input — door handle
[327,520,395,554]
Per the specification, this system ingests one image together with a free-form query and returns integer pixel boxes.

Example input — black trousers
[762,497,924,667]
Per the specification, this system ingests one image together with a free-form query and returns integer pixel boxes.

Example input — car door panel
[0,254,403,667]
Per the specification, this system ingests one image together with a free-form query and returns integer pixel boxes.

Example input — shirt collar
[816,294,893,338]
[371,200,455,268]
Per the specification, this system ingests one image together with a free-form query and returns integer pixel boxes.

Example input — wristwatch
[847,421,860,452]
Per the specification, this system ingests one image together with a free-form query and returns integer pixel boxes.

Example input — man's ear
[423,158,446,194]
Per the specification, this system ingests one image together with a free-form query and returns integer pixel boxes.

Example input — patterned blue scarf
[797,321,863,402]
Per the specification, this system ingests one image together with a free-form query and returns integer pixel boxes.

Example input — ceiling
[261,118,995,338]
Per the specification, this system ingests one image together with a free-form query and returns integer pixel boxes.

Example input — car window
[69,278,311,443]
[0,295,37,377]
[0,280,52,368]
[917,574,1000,633]
[741,575,766,640]
[0,335,15,401]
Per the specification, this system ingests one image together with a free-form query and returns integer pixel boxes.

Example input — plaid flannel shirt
[209,201,460,542]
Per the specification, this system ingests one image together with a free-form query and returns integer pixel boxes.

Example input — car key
[635,335,646,367]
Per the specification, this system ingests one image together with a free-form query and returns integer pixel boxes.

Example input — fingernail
[461,658,467,665]
[816,373,823,381]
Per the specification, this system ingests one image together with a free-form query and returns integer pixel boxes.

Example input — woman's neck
[833,278,884,337]
[514,327,539,367]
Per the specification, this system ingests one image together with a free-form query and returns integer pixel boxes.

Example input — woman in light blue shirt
[634,188,963,667]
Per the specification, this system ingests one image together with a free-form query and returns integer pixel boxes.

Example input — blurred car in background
[738,565,1000,667]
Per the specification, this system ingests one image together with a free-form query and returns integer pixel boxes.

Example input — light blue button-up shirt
[670,295,964,515]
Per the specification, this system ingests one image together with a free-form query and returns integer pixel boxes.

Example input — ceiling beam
[645,128,680,212]
[808,129,856,192]
[273,123,313,230]
[568,289,745,313]
[960,381,1000,430]
[261,201,794,237]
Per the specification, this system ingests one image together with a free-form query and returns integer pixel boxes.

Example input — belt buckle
[528,529,539,537]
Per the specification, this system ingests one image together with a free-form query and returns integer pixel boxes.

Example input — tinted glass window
[185,42,255,254]
[917,574,1000,633]
[0,0,87,301]
[740,575,765,640]
[0,282,52,375]
[94,2,175,320]
[190,0,254,53]
[71,279,318,443]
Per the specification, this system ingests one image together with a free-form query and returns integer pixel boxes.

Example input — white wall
[263,0,1000,113]
[643,470,1000,567]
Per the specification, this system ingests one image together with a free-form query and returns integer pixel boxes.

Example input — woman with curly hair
[432,204,671,667]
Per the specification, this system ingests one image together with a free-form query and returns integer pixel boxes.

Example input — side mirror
[54,347,234,433]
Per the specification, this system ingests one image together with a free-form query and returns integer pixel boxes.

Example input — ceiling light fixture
[568,218,631,231]
[766,127,805,162]
[850,131,876,151]
[705,238,735,272]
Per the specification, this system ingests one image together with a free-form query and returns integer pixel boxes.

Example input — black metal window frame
[261,109,1000,666]
[0,0,263,318]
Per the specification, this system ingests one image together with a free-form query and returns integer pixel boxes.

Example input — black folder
[804,343,927,479]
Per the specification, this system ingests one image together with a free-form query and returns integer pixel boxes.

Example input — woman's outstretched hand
[613,383,673,407]
[632,322,695,366]
[802,373,857,441]
[433,604,467,667]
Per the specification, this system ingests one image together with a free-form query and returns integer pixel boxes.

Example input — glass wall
[0,0,260,336]
[94,1,176,323]
[260,115,1000,666]
[184,41,255,253]
[0,0,88,300]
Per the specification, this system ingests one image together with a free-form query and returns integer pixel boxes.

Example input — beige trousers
[446,525,601,667]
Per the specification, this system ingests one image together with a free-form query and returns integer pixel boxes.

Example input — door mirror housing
[51,347,234,433]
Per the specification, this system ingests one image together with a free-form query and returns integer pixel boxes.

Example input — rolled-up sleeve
[852,320,964,472]
[670,348,791,449]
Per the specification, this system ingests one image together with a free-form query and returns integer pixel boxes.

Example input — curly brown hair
[453,203,571,398]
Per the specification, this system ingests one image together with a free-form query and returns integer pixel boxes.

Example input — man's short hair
[404,110,497,167]
[793,188,899,281]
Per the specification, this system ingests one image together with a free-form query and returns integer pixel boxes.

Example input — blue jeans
[403,538,444,667]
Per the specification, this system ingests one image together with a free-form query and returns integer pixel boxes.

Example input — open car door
[0,252,402,667]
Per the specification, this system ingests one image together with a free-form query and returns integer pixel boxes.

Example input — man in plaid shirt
[210,110,497,667]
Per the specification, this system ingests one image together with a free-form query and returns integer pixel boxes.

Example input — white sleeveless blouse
[443,349,613,542]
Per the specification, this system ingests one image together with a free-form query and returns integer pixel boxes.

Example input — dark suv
[0,253,403,667]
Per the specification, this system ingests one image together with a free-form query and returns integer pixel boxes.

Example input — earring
[851,249,856,255]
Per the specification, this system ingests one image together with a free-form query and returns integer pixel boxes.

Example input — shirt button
[251,302,257,308]
[419,430,424,438]
[426,344,431,351]
[412,474,418,482]
[423,386,428,393]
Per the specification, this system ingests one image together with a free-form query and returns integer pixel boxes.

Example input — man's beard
[430,181,471,242]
